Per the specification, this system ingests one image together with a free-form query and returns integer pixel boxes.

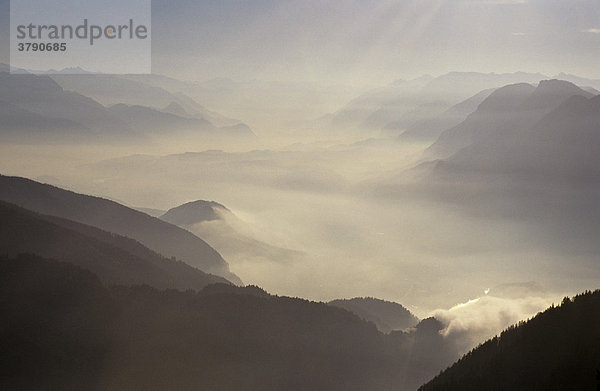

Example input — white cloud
[430,293,560,354]
[583,28,600,34]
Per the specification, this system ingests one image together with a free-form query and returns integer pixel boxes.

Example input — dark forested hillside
[0,200,229,290]
[0,174,240,283]
[0,254,458,391]
[419,290,600,391]
[0,254,116,391]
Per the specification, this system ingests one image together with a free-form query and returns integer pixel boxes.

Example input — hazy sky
[151,0,600,84]
[1,0,600,85]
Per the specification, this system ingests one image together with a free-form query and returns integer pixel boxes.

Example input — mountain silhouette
[160,199,305,270]
[328,72,548,132]
[0,201,229,289]
[0,68,254,143]
[107,103,255,138]
[50,72,246,127]
[396,88,495,142]
[0,72,136,141]
[426,80,593,159]
[0,254,459,391]
[0,174,241,284]
[160,200,229,226]
[0,99,87,142]
[442,93,600,183]
[410,80,600,254]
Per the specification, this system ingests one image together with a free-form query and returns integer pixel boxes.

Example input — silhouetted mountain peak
[160,200,229,226]
[0,200,230,290]
[477,83,535,112]
[0,174,240,284]
[533,79,588,97]
[524,79,592,110]
[475,79,589,114]
[415,317,445,334]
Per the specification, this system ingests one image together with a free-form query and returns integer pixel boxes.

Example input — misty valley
[2,20,600,388]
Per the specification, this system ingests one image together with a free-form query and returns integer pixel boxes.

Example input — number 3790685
[17,42,67,52]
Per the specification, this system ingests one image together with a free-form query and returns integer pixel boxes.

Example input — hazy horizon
[2,0,600,85]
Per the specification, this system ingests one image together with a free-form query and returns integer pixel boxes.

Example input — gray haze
[3,1,600,86]
[154,0,600,84]
[1,0,599,362]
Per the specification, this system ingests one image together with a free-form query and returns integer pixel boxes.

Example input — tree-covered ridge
[0,174,240,283]
[0,254,455,391]
[419,290,600,391]
[0,200,229,290]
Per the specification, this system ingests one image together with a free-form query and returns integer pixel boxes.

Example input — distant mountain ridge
[402,79,600,256]
[107,102,255,138]
[49,72,248,128]
[430,80,598,181]
[396,88,496,142]
[0,72,135,141]
[0,66,255,142]
[426,79,594,159]
[328,297,420,333]
[0,99,85,142]
[328,72,549,133]
[107,103,217,134]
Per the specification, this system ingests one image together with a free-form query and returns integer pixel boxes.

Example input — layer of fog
[0,137,595,319]
[2,73,598,358]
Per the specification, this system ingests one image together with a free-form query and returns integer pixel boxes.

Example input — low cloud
[431,293,560,354]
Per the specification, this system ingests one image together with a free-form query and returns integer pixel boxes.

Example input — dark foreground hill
[419,290,600,391]
[0,201,229,290]
[0,174,240,284]
[0,254,458,391]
